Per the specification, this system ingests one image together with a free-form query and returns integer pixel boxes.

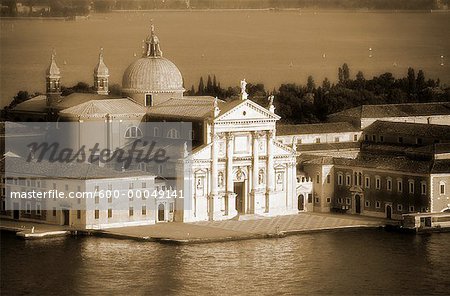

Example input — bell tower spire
[144,24,163,58]
[46,50,61,107]
[94,47,109,95]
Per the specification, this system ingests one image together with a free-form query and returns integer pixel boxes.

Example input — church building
[5,25,299,224]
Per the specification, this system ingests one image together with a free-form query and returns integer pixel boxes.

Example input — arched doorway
[158,203,165,222]
[298,194,304,211]
[386,205,392,219]
[355,195,361,214]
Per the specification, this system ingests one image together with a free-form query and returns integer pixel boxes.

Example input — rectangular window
[346,198,351,205]
[379,135,384,142]
[409,206,415,212]
[315,138,321,144]
[108,208,112,218]
[364,135,369,141]
[36,203,41,215]
[338,198,343,204]
[26,202,31,214]
[376,177,381,190]
[338,174,343,185]
[365,201,370,207]
[316,174,320,184]
[398,137,403,143]
[142,182,146,188]
[440,184,446,195]
[334,137,340,143]
[94,210,99,219]
[416,138,423,145]
[145,94,153,106]
[170,203,174,213]
[77,210,81,219]
[375,201,381,209]
[315,197,320,203]
[326,197,331,203]
[129,207,134,217]
[365,177,370,188]
[307,194,312,203]
[398,180,403,193]
[142,205,147,215]
[129,183,134,190]
[326,175,331,184]
[372,135,376,142]
[353,134,358,142]
[95,195,99,204]
[397,204,403,211]
[53,207,56,216]
[387,179,392,191]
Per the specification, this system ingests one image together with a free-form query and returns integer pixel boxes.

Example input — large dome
[122,26,184,95]
[122,57,183,93]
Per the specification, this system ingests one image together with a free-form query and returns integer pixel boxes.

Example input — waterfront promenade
[101,213,390,243]
[1,213,392,243]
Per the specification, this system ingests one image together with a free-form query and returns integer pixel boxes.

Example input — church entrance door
[234,182,245,214]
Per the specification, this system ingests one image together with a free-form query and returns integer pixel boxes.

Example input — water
[1,11,449,107]
[1,230,450,295]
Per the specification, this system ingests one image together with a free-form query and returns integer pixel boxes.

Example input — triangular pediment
[215,99,280,122]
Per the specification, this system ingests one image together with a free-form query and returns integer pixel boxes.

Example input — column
[265,130,274,212]
[209,132,219,220]
[226,132,237,217]
[250,132,259,214]
[226,133,234,194]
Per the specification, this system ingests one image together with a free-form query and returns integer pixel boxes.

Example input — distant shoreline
[0,8,448,21]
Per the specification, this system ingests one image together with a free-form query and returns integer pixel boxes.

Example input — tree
[206,75,213,94]
[306,75,315,92]
[322,77,331,90]
[338,67,344,85]
[355,71,365,89]
[342,63,350,82]
[407,67,416,94]
[416,70,426,91]
[9,91,30,108]
[198,76,205,95]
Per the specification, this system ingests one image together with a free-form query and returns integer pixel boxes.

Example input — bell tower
[46,51,61,107]
[94,48,109,95]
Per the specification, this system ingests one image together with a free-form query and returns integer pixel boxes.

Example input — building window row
[336,172,427,195]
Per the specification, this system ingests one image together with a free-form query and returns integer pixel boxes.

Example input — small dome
[122,57,183,93]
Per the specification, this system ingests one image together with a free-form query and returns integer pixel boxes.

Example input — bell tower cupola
[46,50,62,107]
[94,47,109,95]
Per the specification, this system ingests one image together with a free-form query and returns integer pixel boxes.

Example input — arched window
[125,126,143,139]
[153,127,160,137]
[167,128,180,139]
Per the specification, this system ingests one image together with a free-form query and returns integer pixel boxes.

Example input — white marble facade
[176,98,298,222]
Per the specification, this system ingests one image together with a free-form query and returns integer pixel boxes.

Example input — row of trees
[1,0,90,17]
[186,65,449,124]
[3,65,449,123]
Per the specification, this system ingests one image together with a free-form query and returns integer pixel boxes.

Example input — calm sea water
[1,230,450,295]
[1,11,449,107]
